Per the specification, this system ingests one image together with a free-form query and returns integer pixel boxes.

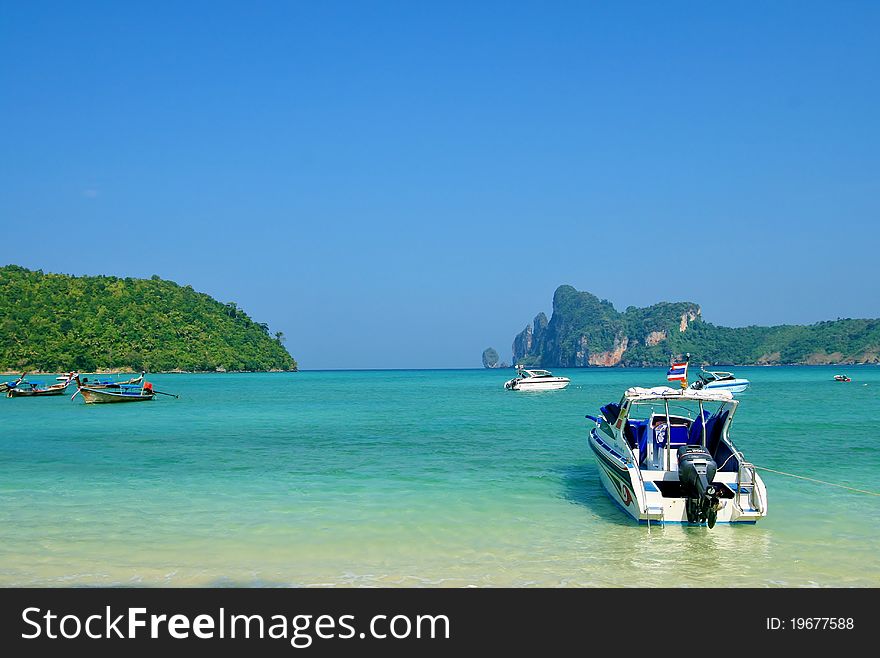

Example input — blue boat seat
[668,425,689,446]
[628,420,648,455]
[687,410,711,446]
[640,420,689,468]
[600,403,620,424]
[705,410,738,471]
[652,422,689,447]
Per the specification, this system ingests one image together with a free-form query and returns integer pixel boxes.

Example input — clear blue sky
[2,1,878,369]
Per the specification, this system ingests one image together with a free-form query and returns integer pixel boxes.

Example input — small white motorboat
[504,365,570,391]
[689,368,750,395]
[585,385,767,527]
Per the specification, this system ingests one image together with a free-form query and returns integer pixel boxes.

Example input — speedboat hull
[702,379,750,394]
[505,378,570,391]
[588,426,767,526]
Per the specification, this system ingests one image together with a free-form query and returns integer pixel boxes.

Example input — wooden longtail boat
[73,375,155,404]
[6,372,76,398]
[77,371,146,390]
[0,373,27,394]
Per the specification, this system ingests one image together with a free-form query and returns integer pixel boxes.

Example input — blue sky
[2,1,878,369]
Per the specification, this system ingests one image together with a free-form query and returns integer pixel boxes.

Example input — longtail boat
[6,372,76,398]
[73,375,155,404]
[0,373,27,394]
[76,371,146,390]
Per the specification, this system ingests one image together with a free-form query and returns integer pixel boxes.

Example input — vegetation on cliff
[0,265,297,372]
[512,284,880,367]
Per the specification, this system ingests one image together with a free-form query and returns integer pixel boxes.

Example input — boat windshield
[525,370,552,377]
[701,370,734,382]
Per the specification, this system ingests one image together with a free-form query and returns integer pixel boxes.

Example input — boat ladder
[646,505,665,528]
[734,460,763,515]
[633,463,665,528]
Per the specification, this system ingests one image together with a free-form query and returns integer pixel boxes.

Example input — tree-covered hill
[0,265,297,372]
[511,284,880,367]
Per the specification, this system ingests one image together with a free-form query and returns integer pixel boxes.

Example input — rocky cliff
[481,347,508,368]
[511,284,880,367]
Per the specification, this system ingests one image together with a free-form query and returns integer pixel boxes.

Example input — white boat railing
[735,459,763,514]
[629,452,649,512]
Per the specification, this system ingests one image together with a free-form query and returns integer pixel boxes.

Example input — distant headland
[481,347,508,369]
[502,284,879,368]
[0,265,297,373]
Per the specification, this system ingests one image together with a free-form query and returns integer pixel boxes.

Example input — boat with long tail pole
[1,372,28,394]
[6,372,76,398]
[72,374,156,403]
[75,371,146,390]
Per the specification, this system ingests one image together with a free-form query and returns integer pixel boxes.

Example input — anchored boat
[73,374,155,403]
[504,365,570,391]
[586,386,767,527]
[5,372,76,398]
[688,368,750,395]
[76,371,146,389]
[0,373,27,394]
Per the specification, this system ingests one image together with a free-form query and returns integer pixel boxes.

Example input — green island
[510,284,880,367]
[0,265,297,373]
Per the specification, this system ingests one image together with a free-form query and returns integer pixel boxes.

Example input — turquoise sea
[1,366,878,587]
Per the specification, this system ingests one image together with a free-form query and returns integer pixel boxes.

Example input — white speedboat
[504,366,570,391]
[585,386,767,527]
[689,369,750,395]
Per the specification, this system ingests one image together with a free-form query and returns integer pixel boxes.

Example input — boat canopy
[610,388,740,470]
[623,386,734,402]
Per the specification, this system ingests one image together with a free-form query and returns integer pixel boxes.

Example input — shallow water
[1,366,878,587]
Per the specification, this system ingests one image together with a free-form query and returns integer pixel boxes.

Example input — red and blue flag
[666,361,688,381]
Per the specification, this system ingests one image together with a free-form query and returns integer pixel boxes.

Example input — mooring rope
[755,466,880,497]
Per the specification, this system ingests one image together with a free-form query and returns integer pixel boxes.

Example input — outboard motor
[677,445,721,528]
